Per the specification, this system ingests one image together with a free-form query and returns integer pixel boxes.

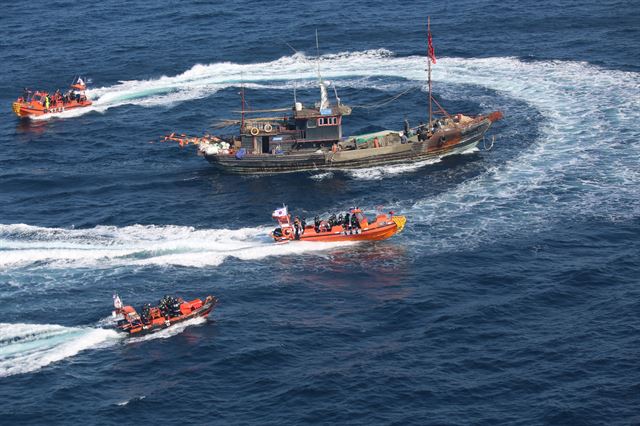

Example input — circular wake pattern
[31,52,638,240]
[404,57,640,252]
[4,51,639,266]
[1,0,639,421]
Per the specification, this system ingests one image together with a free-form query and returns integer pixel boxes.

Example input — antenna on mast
[315,29,330,110]
[240,72,246,129]
[333,84,341,107]
[315,29,322,81]
[428,16,433,128]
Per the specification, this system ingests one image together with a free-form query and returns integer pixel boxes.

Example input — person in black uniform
[293,216,302,240]
[328,214,336,229]
[351,213,360,233]
[343,212,351,231]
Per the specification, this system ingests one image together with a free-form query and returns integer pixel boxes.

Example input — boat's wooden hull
[204,118,494,174]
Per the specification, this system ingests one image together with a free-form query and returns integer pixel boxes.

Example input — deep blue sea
[1,0,639,424]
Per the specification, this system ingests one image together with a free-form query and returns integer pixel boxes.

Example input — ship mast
[240,75,245,130]
[428,16,433,127]
[315,29,321,80]
[315,29,330,110]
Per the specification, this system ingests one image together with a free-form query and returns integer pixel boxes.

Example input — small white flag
[113,294,123,309]
[272,206,288,218]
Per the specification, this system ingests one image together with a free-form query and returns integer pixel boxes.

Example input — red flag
[428,30,436,64]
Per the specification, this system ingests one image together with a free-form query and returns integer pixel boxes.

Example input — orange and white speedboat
[270,206,406,243]
[12,76,92,118]
[112,294,218,336]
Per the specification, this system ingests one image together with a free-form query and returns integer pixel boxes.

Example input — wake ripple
[0,323,119,377]
[0,317,211,377]
[0,223,353,270]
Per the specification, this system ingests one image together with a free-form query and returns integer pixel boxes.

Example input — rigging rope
[350,86,418,109]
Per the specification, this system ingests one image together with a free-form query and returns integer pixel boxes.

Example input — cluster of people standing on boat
[137,295,184,322]
[313,211,361,234]
[283,211,364,240]
[158,295,184,318]
[20,88,86,110]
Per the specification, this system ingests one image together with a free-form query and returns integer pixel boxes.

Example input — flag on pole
[272,205,288,219]
[113,294,123,309]
[428,29,436,64]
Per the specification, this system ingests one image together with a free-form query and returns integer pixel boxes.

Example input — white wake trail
[401,58,640,250]
[29,49,409,119]
[0,316,213,377]
[0,323,120,377]
[15,50,640,251]
[0,223,353,270]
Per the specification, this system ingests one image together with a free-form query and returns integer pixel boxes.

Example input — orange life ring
[250,127,259,136]
[264,123,273,132]
[283,228,293,238]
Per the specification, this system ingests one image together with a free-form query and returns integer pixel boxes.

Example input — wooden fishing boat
[163,22,502,174]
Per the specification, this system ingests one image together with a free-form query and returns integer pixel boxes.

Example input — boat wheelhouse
[236,95,352,155]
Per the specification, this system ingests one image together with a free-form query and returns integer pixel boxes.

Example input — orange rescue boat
[112,293,218,336]
[12,76,92,118]
[270,206,406,243]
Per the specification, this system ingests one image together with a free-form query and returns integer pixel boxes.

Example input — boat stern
[487,111,503,122]
[391,215,407,233]
[12,101,24,117]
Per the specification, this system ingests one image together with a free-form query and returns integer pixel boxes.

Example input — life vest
[283,227,293,238]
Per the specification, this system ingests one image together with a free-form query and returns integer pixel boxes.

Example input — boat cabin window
[317,116,338,126]
[307,119,317,129]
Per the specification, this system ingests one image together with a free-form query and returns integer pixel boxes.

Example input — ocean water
[1,0,639,424]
